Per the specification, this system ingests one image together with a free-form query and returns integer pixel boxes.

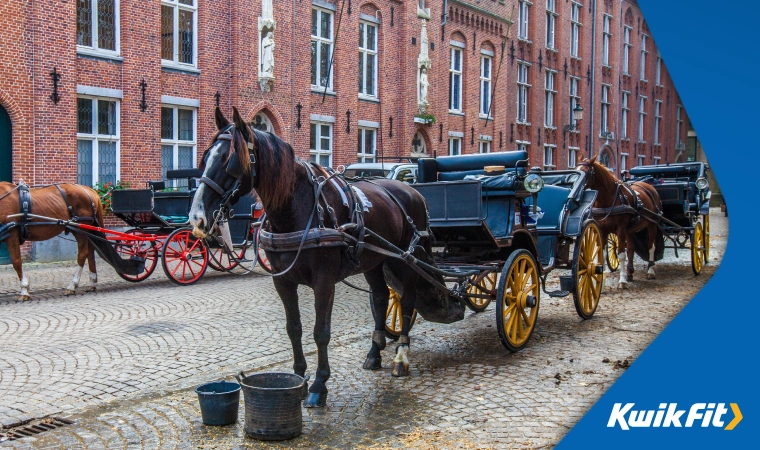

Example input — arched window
[251,112,273,133]
[411,132,427,155]
[599,149,612,169]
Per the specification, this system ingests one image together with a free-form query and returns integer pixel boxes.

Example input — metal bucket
[195,380,241,426]
[234,371,308,441]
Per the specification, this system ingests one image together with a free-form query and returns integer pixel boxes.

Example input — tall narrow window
[310,122,333,167]
[569,76,581,129]
[546,0,557,49]
[518,1,530,40]
[77,0,118,54]
[602,15,612,66]
[359,22,377,98]
[517,62,530,123]
[449,47,463,112]
[480,55,492,116]
[449,137,461,156]
[545,70,556,127]
[517,141,530,154]
[620,154,628,174]
[161,106,196,188]
[77,96,119,186]
[571,2,582,58]
[161,0,196,67]
[638,155,645,166]
[357,127,376,163]
[623,26,632,75]
[479,140,491,154]
[640,35,648,81]
[568,147,579,168]
[638,97,647,142]
[654,100,662,145]
[656,55,662,86]
[601,85,610,134]
[621,91,630,139]
[544,145,555,169]
[676,105,683,148]
[311,8,334,89]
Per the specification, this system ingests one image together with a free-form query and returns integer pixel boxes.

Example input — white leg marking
[86,271,98,290]
[394,345,410,365]
[67,265,84,291]
[647,244,656,278]
[618,252,629,288]
[19,271,30,298]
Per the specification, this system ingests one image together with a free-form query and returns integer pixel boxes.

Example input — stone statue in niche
[261,31,275,75]
[419,67,429,105]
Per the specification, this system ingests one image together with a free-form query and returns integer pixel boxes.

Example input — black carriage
[623,162,711,275]
[110,169,262,285]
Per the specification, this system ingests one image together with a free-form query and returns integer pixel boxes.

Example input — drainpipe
[589,0,597,157]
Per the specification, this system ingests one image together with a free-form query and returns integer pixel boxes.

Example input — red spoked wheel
[208,242,247,271]
[114,229,159,282]
[255,226,272,273]
[161,228,209,285]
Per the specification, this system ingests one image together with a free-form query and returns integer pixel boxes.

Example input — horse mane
[589,159,619,194]
[240,127,296,210]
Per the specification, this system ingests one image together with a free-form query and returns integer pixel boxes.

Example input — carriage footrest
[546,290,570,298]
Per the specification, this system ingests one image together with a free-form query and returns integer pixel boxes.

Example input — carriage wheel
[161,228,209,285]
[255,227,272,273]
[369,287,417,340]
[465,271,497,312]
[208,243,246,271]
[115,229,158,282]
[691,222,704,276]
[703,214,710,263]
[606,234,620,272]
[573,221,604,319]
[496,249,540,352]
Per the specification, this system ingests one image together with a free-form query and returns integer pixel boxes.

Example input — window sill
[545,46,558,53]
[312,87,336,97]
[358,94,379,103]
[77,47,123,62]
[161,62,201,74]
[448,110,465,116]
[516,121,532,126]
[571,55,582,62]
[544,126,557,130]
[602,64,613,69]
[518,38,533,45]
[479,114,494,120]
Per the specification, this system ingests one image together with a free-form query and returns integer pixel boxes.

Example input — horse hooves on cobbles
[646,273,656,280]
[303,391,327,408]
[617,282,629,290]
[17,295,31,301]
[362,357,382,370]
[391,362,410,377]
[64,289,76,296]
[83,286,96,292]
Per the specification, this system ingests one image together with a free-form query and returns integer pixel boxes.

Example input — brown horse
[576,156,662,288]
[0,182,105,300]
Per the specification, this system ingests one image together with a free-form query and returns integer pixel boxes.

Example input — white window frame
[656,54,663,86]
[480,55,492,117]
[449,47,463,112]
[638,96,647,143]
[479,139,491,154]
[359,21,378,99]
[568,146,579,168]
[602,14,612,67]
[517,62,531,123]
[621,91,630,139]
[76,95,121,186]
[517,141,530,154]
[357,127,377,163]
[543,144,556,169]
[448,137,462,156]
[161,0,198,70]
[545,70,556,128]
[311,7,334,90]
[310,122,333,167]
[518,0,530,41]
[654,100,662,145]
[623,26,632,75]
[161,105,197,187]
[638,154,646,166]
[600,84,610,134]
[571,2,582,58]
[546,0,557,49]
[640,34,648,81]
[620,153,628,174]
[77,0,121,58]
[570,76,581,130]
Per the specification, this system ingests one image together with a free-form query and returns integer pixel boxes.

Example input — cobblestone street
[0,209,727,449]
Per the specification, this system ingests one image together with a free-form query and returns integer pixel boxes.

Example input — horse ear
[231,106,252,141]
[589,155,598,164]
[215,107,230,130]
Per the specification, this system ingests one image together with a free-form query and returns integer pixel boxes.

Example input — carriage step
[546,290,570,298]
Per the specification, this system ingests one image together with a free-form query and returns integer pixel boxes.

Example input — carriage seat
[166,168,202,190]
[524,185,571,234]
[417,150,528,183]
[540,172,580,188]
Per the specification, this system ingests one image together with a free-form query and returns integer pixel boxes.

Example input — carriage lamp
[563,105,584,132]
[524,173,544,193]
[695,177,709,190]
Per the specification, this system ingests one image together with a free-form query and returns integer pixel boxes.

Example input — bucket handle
[234,371,311,388]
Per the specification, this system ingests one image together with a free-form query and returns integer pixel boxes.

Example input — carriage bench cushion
[523,185,570,233]
[463,172,519,191]
[417,150,528,183]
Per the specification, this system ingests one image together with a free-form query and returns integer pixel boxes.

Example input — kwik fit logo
[607,403,743,430]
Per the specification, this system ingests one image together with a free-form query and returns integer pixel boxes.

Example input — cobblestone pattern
[0,209,727,448]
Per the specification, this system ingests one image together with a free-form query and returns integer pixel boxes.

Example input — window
[517,141,530,154]
[570,76,581,129]
[479,140,491,154]
[638,155,645,166]
[676,105,683,147]
[251,112,273,133]
[449,137,461,156]
[518,1,530,40]
[77,97,119,186]
[517,62,531,123]
[310,122,332,167]
[161,106,196,188]
[640,35,648,81]
[357,127,376,163]
[545,70,556,127]
[600,85,610,134]
[568,147,579,168]
[359,22,377,98]
[638,97,646,142]
[161,0,196,67]
[311,8,334,89]
[656,55,662,86]
[620,154,628,174]
[623,26,632,75]
[571,2,582,58]
[654,100,662,145]
[599,151,611,169]
[544,145,555,169]
[480,55,492,117]
[621,91,630,139]
[449,47,463,112]
[77,0,118,54]
[412,132,427,154]
[602,15,612,66]
[546,0,557,49]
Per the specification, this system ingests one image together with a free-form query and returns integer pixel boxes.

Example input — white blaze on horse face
[67,265,83,291]
[189,141,223,235]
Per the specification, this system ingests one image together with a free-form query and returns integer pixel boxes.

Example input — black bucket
[234,371,309,441]
[195,380,241,426]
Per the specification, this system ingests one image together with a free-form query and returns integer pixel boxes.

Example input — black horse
[189,108,462,407]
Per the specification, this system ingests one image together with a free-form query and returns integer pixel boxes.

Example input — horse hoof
[64,289,76,296]
[391,362,409,377]
[363,357,382,370]
[646,273,656,280]
[17,295,31,301]
[617,282,629,290]
[83,286,96,292]
[303,392,327,408]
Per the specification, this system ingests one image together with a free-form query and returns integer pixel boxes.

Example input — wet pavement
[0,209,728,448]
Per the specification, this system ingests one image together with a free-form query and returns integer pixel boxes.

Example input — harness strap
[199,176,226,196]
[54,184,76,219]
[18,184,31,243]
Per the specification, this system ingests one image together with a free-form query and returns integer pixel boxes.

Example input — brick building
[0,0,691,189]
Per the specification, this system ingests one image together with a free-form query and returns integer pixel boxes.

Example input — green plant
[415,112,436,125]
[94,180,131,212]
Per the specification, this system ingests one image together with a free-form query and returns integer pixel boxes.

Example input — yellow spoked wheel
[703,214,710,263]
[691,222,704,275]
[573,220,604,319]
[496,250,540,352]
[466,271,497,312]
[383,287,417,340]
[606,234,620,272]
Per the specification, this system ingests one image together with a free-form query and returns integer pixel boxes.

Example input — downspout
[589,0,597,157]
[291,0,297,144]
